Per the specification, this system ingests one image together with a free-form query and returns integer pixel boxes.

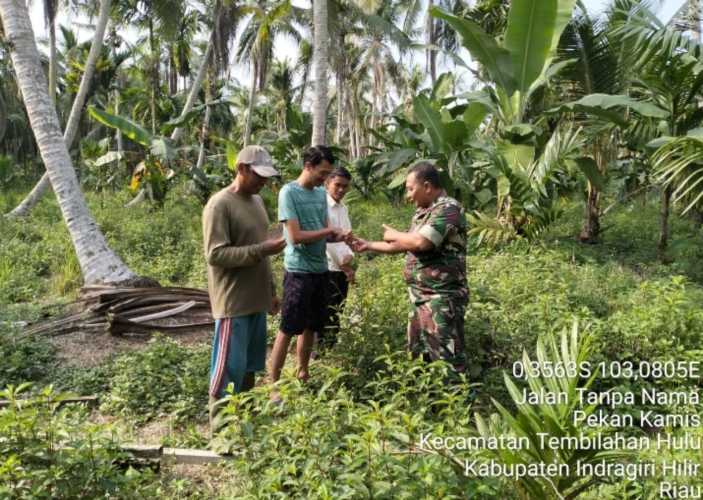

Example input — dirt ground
[48,326,212,368]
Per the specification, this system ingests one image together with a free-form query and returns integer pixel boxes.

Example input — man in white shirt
[320,166,355,350]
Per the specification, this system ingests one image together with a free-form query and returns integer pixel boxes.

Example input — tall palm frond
[611,0,698,70]
[653,136,703,214]
[559,10,621,99]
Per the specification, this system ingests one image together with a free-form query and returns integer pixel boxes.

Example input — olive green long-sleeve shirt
[202,188,274,319]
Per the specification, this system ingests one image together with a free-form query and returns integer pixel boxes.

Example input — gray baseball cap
[237,145,279,177]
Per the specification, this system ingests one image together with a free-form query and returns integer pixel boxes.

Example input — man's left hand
[269,296,281,315]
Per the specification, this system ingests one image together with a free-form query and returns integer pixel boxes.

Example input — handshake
[327,228,369,252]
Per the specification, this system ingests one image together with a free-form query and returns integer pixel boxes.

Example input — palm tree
[121,0,241,206]
[295,38,313,106]
[558,3,627,242]
[238,0,302,146]
[311,0,330,145]
[269,58,296,133]
[0,0,136,284]
[168,9,199,95]
[7,0,112,218]
[116,0,185,133]
[0,30,35,163]
[351,1,412,143]
[42,0,60,105]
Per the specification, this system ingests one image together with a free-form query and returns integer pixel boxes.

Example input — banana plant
[471,124,587,245]
[432,0,576,129]
[368,73,490,204]
[88,106,176,204]
[432,0,602,244]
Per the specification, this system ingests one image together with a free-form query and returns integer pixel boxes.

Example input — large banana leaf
[552,93,669,126]
[497,141,535,170]
[442,119,470,153]
[380,148,416,175]
[88,106,153,147]
[413,95,444,153]
[462,102,489,136]
[93,151,123,167]
[504,0,558,94]
[431,7,516,96]
[557,93,668,118]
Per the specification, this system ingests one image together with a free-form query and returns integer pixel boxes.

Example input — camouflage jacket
[403,195,468,305]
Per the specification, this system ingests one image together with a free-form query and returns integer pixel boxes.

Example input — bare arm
[285,218,334,245]
[381,224,434,253]
[382,232,434,252]
[363,240,406,254]
[350,224,434,255]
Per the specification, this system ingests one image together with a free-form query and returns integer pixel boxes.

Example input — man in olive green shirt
[203,146,285,417]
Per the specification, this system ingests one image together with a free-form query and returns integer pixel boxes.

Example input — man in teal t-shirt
[269,146,347,398]
[279,182,328,273]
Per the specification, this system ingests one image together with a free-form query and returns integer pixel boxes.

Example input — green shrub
[0,328,56,388]
[329,256,409,393]
[212,356,487,499]
[52,362,113,396]
[601,276,703,364]
[0,384,157,499]
[100,336,210,422]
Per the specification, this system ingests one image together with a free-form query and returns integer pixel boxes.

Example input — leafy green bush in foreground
[100,336,210,423]
[0,384,157,499]
[0,328,56,388]
[212,354,492,499]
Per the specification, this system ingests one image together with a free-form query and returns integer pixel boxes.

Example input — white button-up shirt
[326,193,354,272]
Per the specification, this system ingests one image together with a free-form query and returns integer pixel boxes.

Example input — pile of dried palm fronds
[24,286,214,337]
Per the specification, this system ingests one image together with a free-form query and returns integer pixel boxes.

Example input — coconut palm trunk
[6,0,112,218]
[170,6,219,144]
[48,14,57,104]
[311,0,329,145]
[195,74,212,171]
[579,140,608,243]
[579,182,600,243]
[658,185,672,259]
[335,62,343,144]
[242,58,258,147]
[425,0,437,85]
[0,0,136,284]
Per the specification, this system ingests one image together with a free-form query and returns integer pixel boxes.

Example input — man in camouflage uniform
[350,162,468,372]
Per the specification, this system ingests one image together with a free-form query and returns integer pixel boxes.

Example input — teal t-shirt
[278,182,328,273]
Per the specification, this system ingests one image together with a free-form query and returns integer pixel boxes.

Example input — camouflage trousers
[407,296,466,373]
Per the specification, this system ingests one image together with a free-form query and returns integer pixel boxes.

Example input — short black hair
[303,145,335,167]
[409,161,441,188]
[328,166,352,181]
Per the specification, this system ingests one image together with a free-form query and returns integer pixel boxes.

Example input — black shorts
[280,271,329,335]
